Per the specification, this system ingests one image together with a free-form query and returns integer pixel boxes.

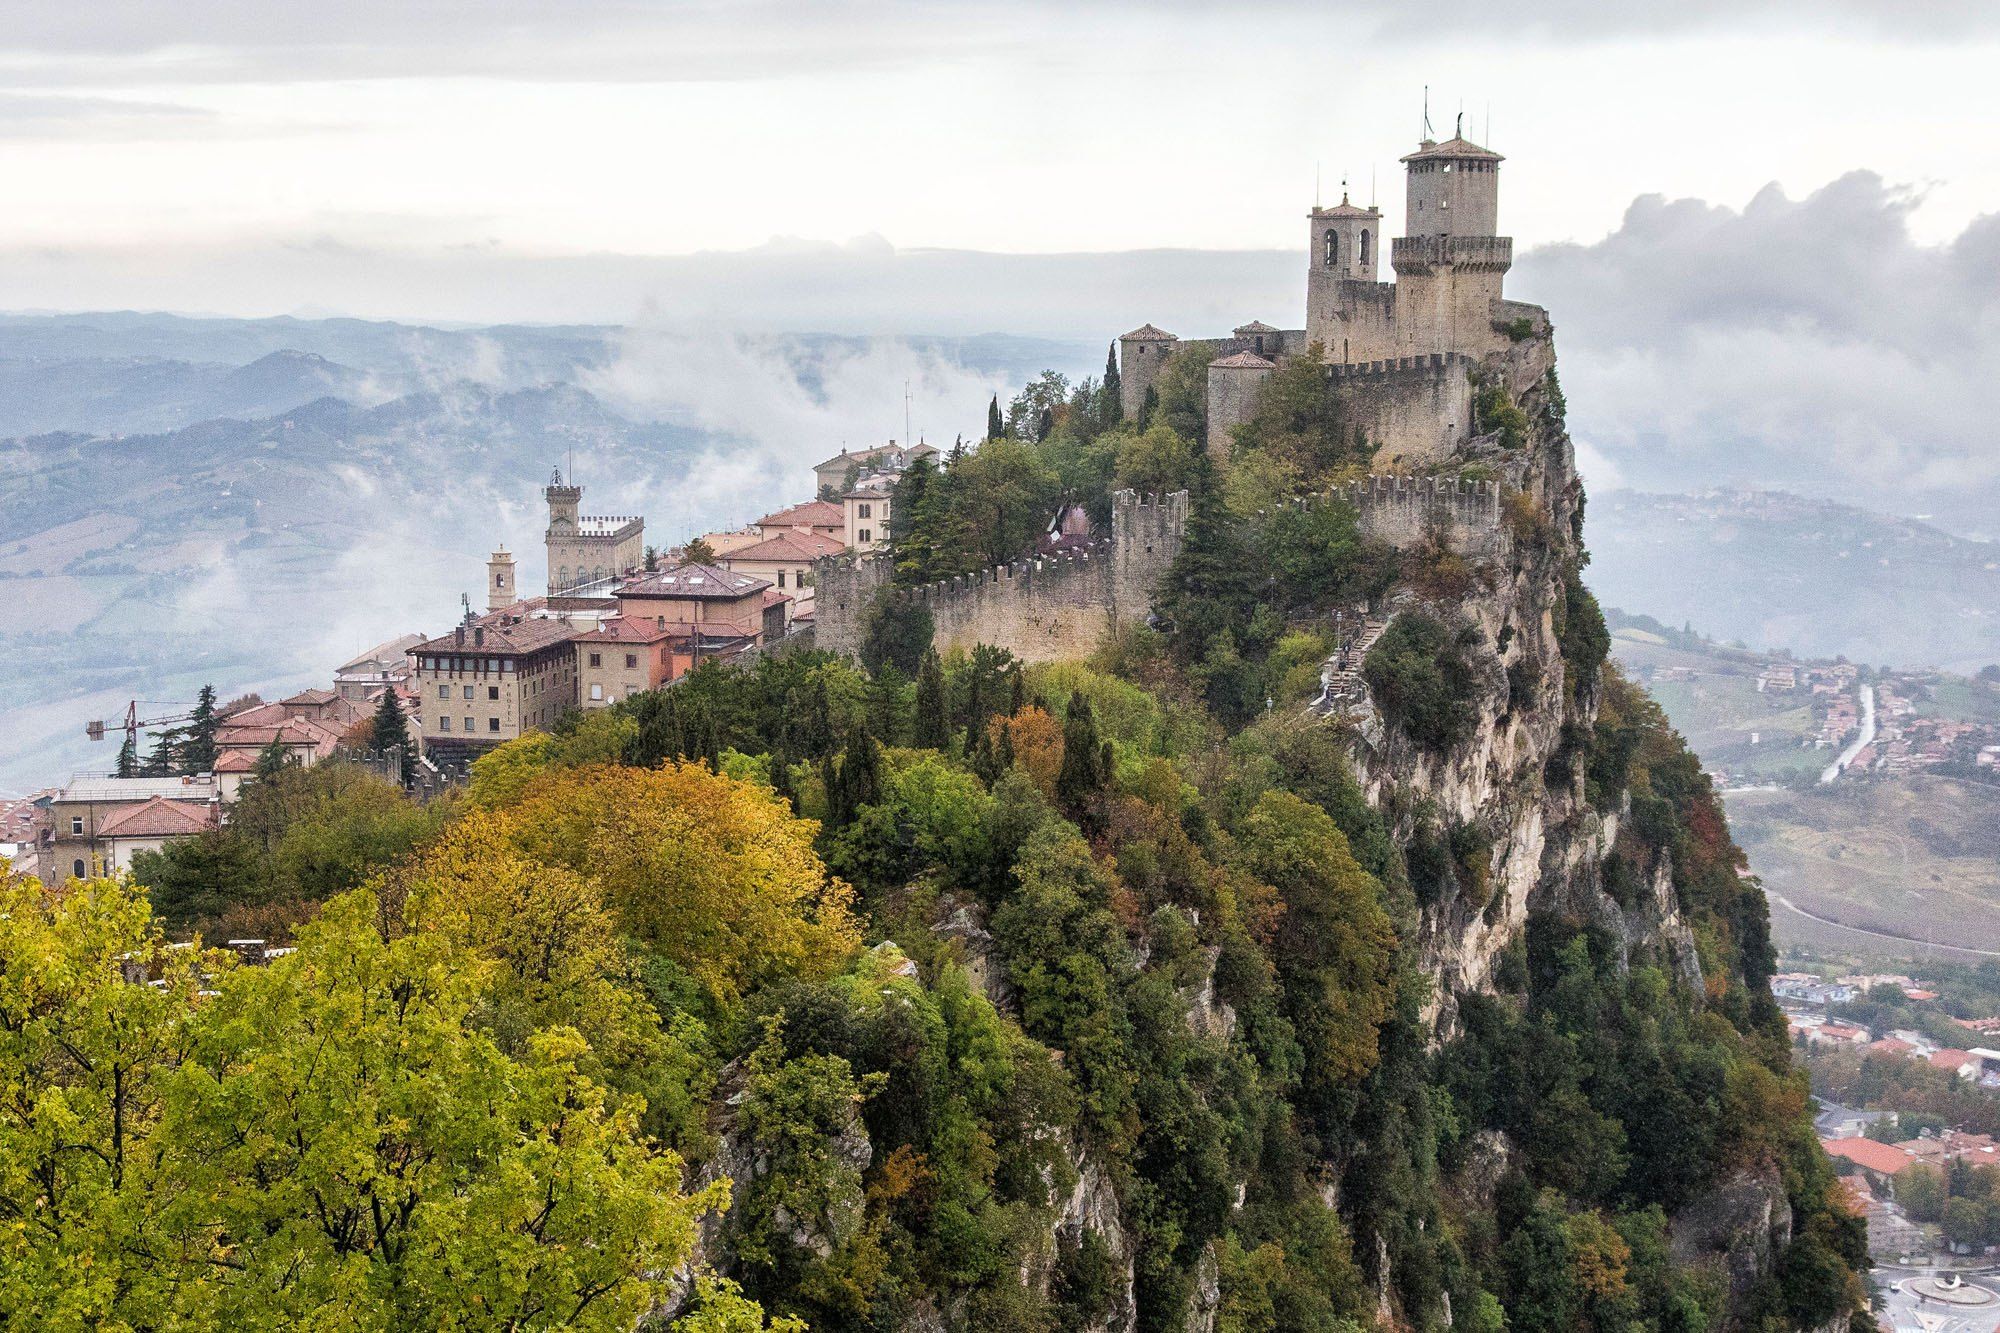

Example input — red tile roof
[96,797,215,840]
[414,612,586,658]
[756,500,846,530]
[1930,1048,1976,1071]
[1820,1137,1914,1176]
[620,563,771,601]
[724,530,847,563]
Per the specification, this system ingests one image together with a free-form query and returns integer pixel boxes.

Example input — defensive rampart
[1288,474,1505,559]
[811,490,1188,663]
[1324,352,1475,468]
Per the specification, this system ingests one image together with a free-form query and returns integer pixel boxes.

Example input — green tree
[1055,695,1106,818]
[252,736,292,780]
[1899,1162,1946,1222]
[1111,422,1198,497]
[371,685,413,782]
[1362,613,1480,752]
[1102,342,1123,426]
[141,726,180,777]
[114,731,138,778]
[684,536,720,565]
[987,394,1004,441]
[181,683,221,773]
[860,591,934,677]
[914,648,950,751]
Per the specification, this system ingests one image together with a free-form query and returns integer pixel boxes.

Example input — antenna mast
[1422,85,1432,139]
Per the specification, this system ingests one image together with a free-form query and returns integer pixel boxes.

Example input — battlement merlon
[1391,235,1513,275]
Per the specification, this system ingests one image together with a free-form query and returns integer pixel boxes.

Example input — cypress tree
[114,732,138,779]
[1056,696,1106,815]
[1102,342,1123,425]
[372,687,414,782]
[1008,670,1026,717]
[914,649,949,751]
[987,395,1004,442]
[1035,406,1055,443]
[996,719,1016,773]
[181,684,220,774]
[1140,383,1160,428]
[826,727,881,828]
[769,754,797,811]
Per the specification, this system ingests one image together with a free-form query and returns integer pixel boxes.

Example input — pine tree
[181,685,220,774]
[1140,383,1160,428]
[141,728,180,777]
[252,737,292,780]
[1102,342,1123,426]
[914,649,949,751]
[769,755,797,811]
[114,732,138,779]
[987,395,1004,442]
[1155,448,1263,664]
[1008,670,1026,718]
[371,687,413,783]
[826,727,881,828]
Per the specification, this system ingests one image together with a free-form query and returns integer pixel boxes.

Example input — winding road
[1820,682,1877,785]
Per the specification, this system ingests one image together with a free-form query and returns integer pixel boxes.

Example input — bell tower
[487,547,516,613]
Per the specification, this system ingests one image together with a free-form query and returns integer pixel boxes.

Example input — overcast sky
[5,1,1999,530]
[2,0,1997,322]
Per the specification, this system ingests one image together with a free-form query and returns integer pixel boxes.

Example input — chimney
[455,626,466,646]
[473,628,485,647]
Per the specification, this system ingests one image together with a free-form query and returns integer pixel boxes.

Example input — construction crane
[85,700,194,751]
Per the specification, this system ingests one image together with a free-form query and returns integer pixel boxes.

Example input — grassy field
[1728,776,2000,956]
[1612,630,1826,780]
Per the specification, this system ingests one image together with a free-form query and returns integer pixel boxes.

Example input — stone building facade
[412,612,586,766]
[544,470,644,597]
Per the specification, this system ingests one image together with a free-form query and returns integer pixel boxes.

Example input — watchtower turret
[544,468,581,536]
[1309,192,1382,283]
[1400,126,1502,238]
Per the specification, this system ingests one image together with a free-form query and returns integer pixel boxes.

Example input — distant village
[1,438,981,884]
[1779,968,2000,1260]
[1631,645,2000,788]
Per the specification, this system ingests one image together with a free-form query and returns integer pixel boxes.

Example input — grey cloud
[1515,172,2000,529]
[0,0,1987,86]
[0,92,216,139]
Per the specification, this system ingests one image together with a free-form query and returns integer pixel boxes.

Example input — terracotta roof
[414,613,586,658]
[97,797,215,840]
[1868,1038,1914,1055]
[1210,351,1276,369]
[1930,1048,1976,1071]
[756,500,846,530]
[213,750,259,773]
[724,530,847,563]
[1312,194,1381,219]
[1120,323,1176,341]
[760,588,792,609]
[621,563,772,601]
[1401,135,1504,163]
[1820,1137,1914,1176]
[283,688,339,706]
[576,616,677,645]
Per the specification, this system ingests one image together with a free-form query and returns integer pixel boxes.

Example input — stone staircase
[1313,611,1393,715]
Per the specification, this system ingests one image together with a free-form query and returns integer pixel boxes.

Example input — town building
[755,500,848,545]
[843,473,895,551]
[411,608,589,765]
[615,563,785,647]
[37,774,221,881]
[333,633,424,702]
[720,528,845,616]
[544,469,644,596]
[813,440,937,499]
[575,617,678,708]
[90,797,218,874]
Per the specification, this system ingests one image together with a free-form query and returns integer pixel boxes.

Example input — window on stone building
[858,504,872,518]
[438,684,450,700]
[859,529,872,544]
[589,652,601,667]
[590,684,604,701]
[625,654,637,669]
[464,716,473,733]
[487,686,499,700]
[488,717,500,732]
[776,570,786,588]
[73,859,86,879]
[70,816,83,835]
[1324,229,1338,267]
[1360,229,1372,264]
[440,716,451,732]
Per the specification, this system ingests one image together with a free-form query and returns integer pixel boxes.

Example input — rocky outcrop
[1670,1166,1795,1305]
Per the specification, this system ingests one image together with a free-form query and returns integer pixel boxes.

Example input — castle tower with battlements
[543,469,645,597]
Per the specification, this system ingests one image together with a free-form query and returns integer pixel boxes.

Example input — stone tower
[1391,130,1512,357]
[542,468,645,596]
[1117,324,1179,421]
[487,547,516,613]
[1205,351,1275,460]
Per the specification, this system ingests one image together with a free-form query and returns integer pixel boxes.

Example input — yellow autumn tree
[482,763,861,1008]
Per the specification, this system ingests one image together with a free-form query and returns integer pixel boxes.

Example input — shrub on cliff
[1362,612,1481,752]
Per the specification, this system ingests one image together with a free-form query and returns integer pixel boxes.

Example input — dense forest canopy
[4,353,1866,1332]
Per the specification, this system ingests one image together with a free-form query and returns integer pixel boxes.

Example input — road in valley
[1821,682,1877,785]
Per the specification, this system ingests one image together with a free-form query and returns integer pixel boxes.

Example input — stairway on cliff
[1312,609,1393,715]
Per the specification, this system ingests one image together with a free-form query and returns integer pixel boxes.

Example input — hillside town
[1621,626,2000,788]
[2,439,956,883]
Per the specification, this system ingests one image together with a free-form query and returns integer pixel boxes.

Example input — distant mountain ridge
[1585,487,2000,673]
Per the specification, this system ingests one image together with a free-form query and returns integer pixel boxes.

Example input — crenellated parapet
[1288,474,1506,559]
[811,489,1189,664]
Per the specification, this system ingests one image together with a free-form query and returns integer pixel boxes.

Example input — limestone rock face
[1669,1166,1795,1305]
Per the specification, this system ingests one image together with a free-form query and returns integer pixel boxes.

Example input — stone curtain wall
[1326,353,1476,468]
[810,489,1189,664]
[1287,474,1505,559]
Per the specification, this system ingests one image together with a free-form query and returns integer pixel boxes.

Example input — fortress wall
[1293,474,1505,560]
[907,548,1120,663]
[1325,353,1475,468]
[810,549,892,657]
[810,489,1189,664]
[1307,279,1398,366]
